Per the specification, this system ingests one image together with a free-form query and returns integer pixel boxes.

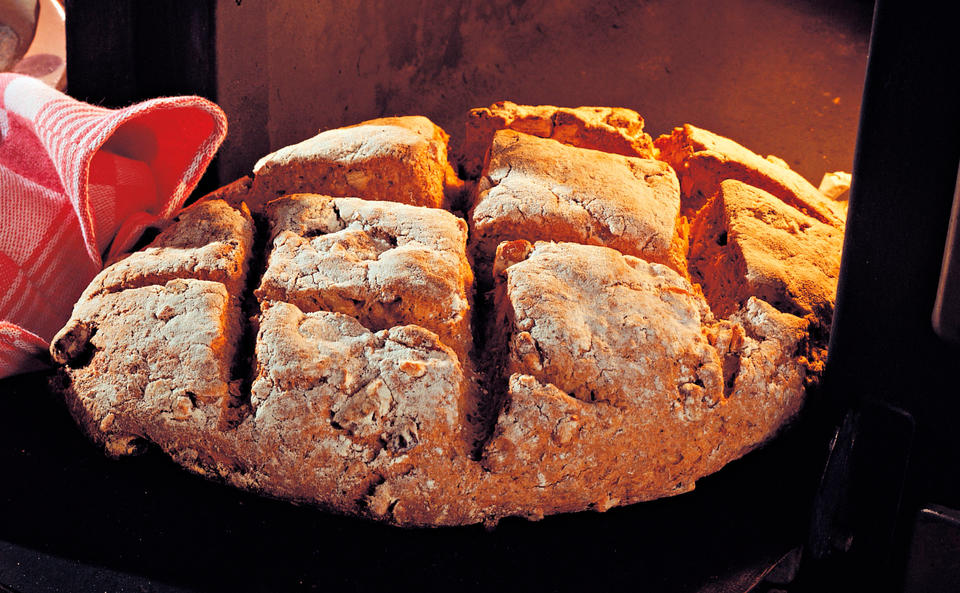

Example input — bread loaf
[50,105,843,526]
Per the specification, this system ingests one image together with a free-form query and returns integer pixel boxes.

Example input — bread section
[470,130,685,281]
[251,116,461,210]
[49,103,846,527]
[256,194,474,362]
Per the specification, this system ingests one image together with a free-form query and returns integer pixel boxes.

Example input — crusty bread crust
[250,116,461,211]
[469,130,685,283]
[50,110,842,527]
[257,194,474,362]
[689,179,842,329]
[462,101,656,179]
[655,123,847,228]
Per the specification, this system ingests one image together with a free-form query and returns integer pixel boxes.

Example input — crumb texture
[51,108,844,527]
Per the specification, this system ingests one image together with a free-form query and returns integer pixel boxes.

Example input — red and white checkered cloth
[0,73,227,378]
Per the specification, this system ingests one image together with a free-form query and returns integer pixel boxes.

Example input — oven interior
[2,1,959,591]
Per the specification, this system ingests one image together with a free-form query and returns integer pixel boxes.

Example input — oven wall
[215,0,870,185]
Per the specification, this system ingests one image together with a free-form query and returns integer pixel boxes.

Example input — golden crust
[257,194,474,362]
[251,116,460,210]
[655,123,847,228]
[82,199,255,300]
[689,179,843,328]
[470,130,685,283]
[473,244,809,520]
[462,101,655,178]
[50,110,841,527]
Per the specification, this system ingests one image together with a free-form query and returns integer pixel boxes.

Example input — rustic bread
[479,241,809,517]
[655,123,847,228]
[689,179,843,328]
[243,302,476,520]
[462,101,656,178]
[256,194,474,362]
[50,109,842,527]
[251,115,462,210]
[50,279,245,456]
[469,129,686,282]
[79,199,255,299]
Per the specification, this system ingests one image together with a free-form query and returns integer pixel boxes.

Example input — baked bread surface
[470,130,685,280]
[655,123,847,228]
[50,105,843,526]
[462,101,656,178]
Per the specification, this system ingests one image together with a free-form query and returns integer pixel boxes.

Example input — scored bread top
[257,194,474,362]
[655,123,847,228]
[689,179,843,327]
[50,104,844,527]
[496,240,716,408]
[78,199,255,301]
[470,130,685,281]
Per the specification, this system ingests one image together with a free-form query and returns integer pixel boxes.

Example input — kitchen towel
[0,73,227,378]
